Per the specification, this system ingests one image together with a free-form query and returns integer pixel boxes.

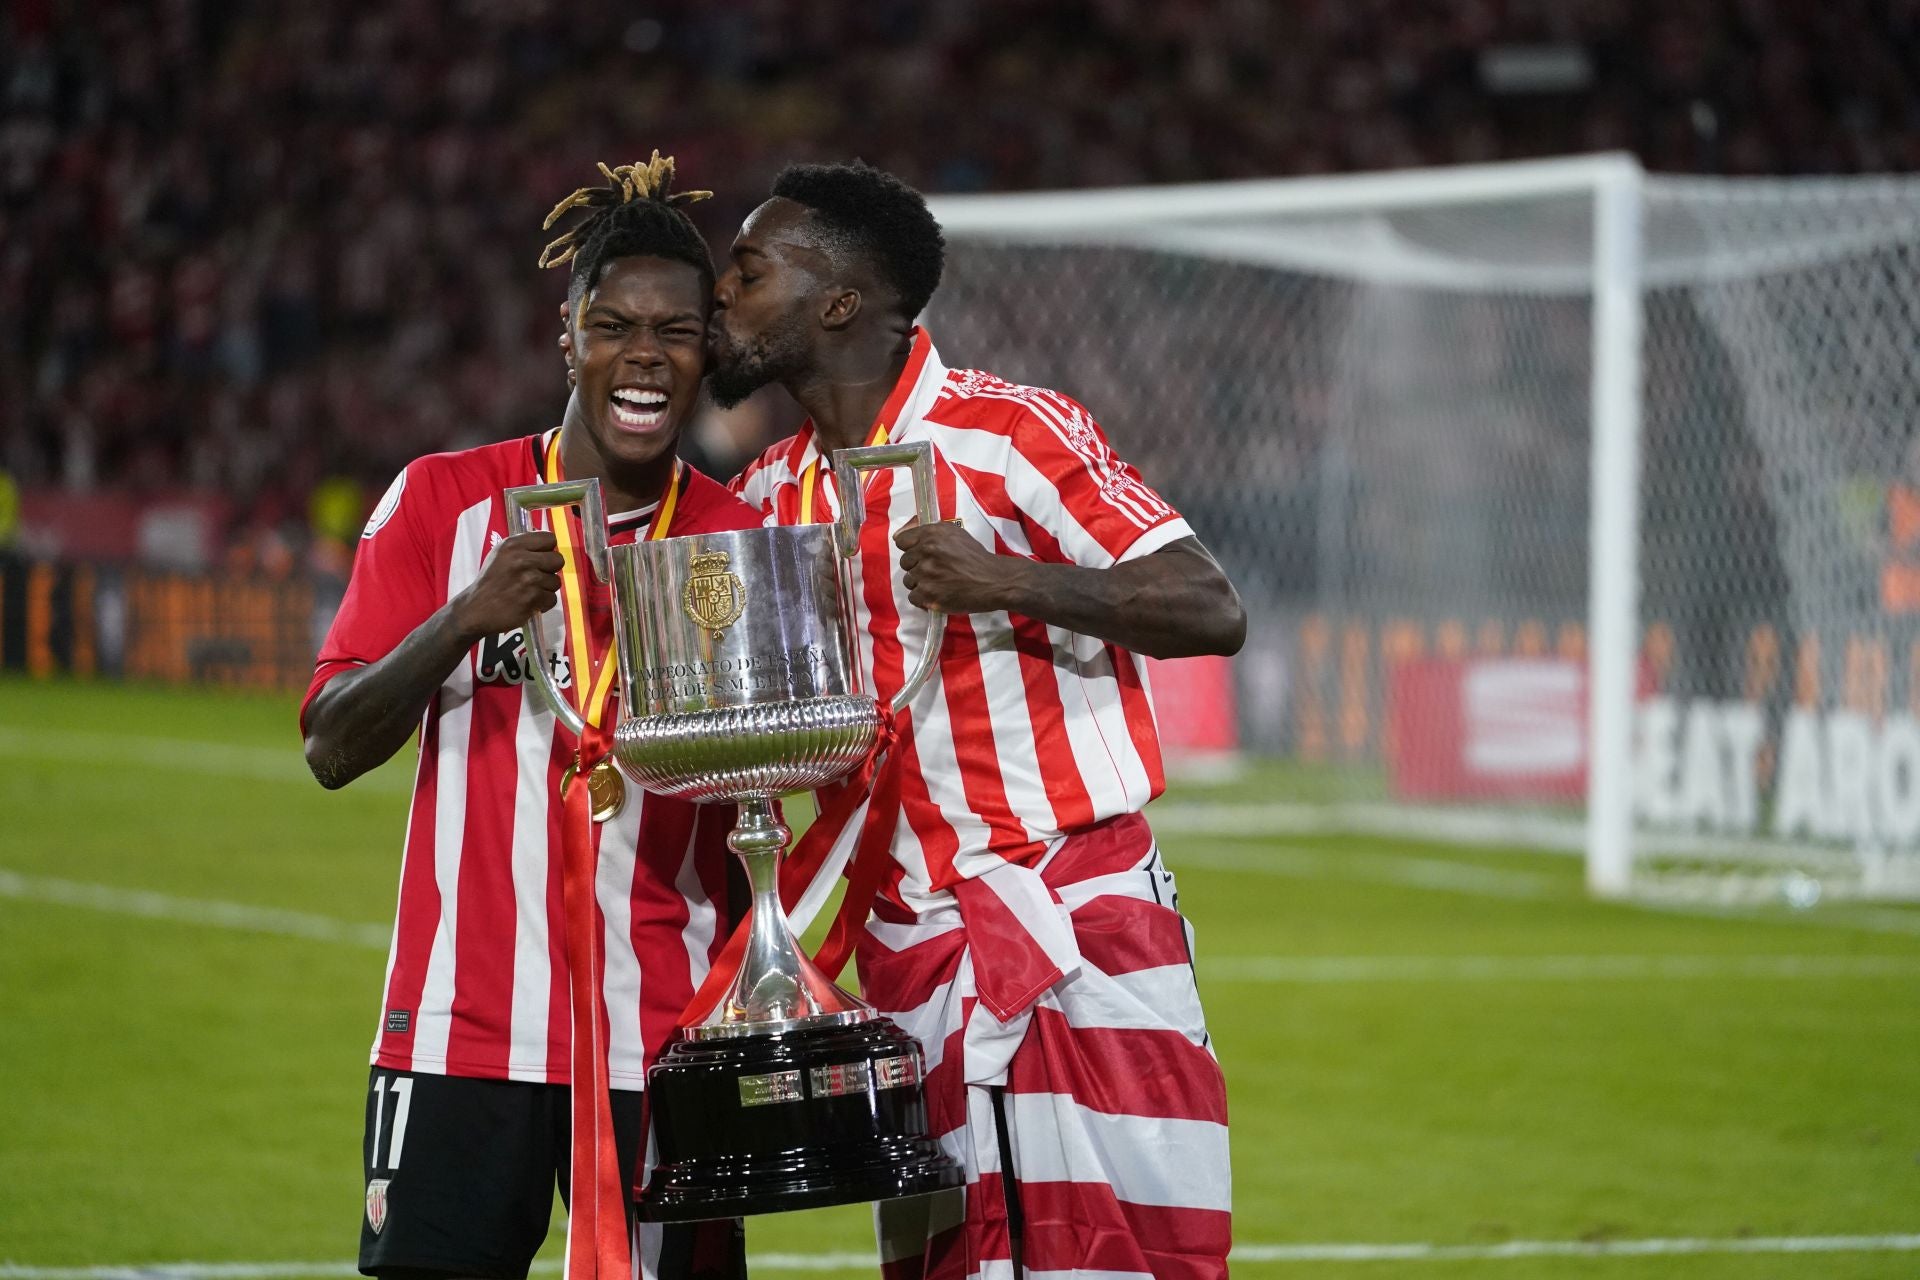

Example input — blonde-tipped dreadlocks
[537,151,718,331]
[538,151,713,271]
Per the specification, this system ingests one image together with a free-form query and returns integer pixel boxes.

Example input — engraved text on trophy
[638,643,832,705]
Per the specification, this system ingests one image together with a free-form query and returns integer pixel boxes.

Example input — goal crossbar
[925,155,1920,903]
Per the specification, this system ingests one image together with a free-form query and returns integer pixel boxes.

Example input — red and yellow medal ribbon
[539,429,681,1280]
[543,431,680,731]
[796,420,888,525]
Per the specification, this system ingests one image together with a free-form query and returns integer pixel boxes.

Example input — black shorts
[358,1068,742,1280]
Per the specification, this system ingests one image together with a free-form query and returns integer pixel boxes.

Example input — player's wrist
[996,558,1044,617]
[443,591,490,647]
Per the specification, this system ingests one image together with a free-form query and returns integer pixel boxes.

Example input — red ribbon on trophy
[677,712,904,1027]
[678,413,922,1025]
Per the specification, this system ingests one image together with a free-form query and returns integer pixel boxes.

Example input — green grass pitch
[2,677,1917,1279]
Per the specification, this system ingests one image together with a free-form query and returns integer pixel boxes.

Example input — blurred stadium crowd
[3,0,1918,571]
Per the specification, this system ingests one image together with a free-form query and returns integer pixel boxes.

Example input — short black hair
[539,155,716,312]
[771,161,945,320]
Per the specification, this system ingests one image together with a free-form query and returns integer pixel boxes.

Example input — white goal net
[926,155,1920,903]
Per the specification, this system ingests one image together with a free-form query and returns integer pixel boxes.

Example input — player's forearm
[302,604,479,790]
[1001,541,1246,659]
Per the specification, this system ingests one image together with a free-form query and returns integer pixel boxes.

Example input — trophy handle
[831,441,948,715]
[503,478,609,739]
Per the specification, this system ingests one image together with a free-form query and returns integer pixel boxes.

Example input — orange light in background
[72,567,95,678]
[1844,633,1887,718]
[1744,624,1780,703]
[1297,614,1329,762]
[1643,622,1675,688]
[1911,639,1920,717]
[27,563,54,678]
[1794,632,1821,708]
[1340,622,1370,757]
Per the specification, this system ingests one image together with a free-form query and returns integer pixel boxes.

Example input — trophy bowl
[507,443,964,1222]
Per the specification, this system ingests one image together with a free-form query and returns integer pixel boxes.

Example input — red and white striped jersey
[303,433,759,1088]
[861,815,1231,1280]
[729,328,1192,913]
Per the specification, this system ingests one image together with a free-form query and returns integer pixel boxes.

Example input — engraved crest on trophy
[682,549,745,637]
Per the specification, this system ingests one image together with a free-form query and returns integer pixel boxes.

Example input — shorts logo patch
[385,1009,411,1033]
[365,1178,391,1233]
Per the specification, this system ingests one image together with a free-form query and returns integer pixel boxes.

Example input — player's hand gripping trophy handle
[502,477,609,740]
[835,442,949,718]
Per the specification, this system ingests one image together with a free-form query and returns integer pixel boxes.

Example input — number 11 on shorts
[369,1074,415,1171]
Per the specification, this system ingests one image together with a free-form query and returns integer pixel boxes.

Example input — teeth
[610,393,667,430]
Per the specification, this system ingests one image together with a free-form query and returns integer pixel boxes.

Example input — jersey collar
[795,326,943,473]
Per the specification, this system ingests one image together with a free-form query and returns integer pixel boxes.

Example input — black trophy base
[638,1016,964,1222]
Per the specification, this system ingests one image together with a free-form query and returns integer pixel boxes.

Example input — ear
[560,296,580,380]
[820,287,862,332]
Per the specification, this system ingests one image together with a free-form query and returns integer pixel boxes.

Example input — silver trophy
[505,441,962,1220]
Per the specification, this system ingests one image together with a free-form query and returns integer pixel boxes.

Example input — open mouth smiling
[610,386,670,431]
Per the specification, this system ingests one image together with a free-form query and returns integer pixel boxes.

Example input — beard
[708,311,811,409]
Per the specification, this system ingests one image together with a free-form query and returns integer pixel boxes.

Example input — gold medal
[587,758,626,823]
[562,757,627,823]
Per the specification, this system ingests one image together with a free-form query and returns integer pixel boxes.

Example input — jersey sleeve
[300,463,446,727]
[727,442,789,527]
[1003,392,1192,568]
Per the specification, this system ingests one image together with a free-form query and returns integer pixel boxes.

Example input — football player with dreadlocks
[302,154,753,1280]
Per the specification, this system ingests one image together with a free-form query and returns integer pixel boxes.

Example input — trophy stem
[696,797,872,1036]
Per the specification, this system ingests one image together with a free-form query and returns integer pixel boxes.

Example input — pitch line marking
[1206,953,1920,983]
[1166,826,1920,936]
[9,715,1917,925]
[1151,799,1586,853]
[1232,1233,1920,1261]
[5,870,1915,984]
[8,1235,1920,1275]
[0,725,410,794]
[7,719,1915,931]
[0,870,390,950]
[1169,842,1559,900]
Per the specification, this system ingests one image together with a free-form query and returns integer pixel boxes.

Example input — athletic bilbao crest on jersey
[682,549,745,636]
[365,1178,390,1233]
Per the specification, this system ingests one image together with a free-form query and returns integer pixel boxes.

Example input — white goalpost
[927,154,1920,904]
